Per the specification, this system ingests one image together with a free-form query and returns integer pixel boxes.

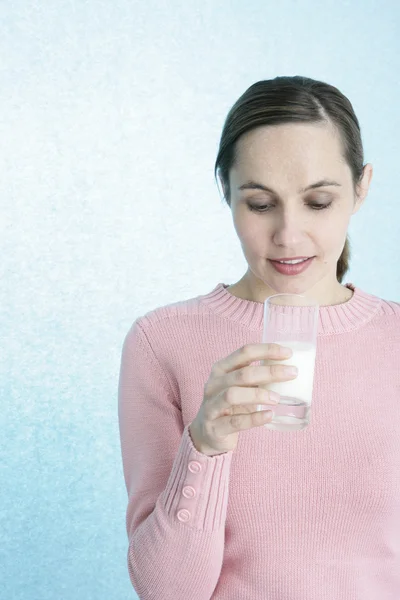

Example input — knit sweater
[117,281,400,600]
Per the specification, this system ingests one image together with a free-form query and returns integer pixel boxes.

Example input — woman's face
[226,122,372,300]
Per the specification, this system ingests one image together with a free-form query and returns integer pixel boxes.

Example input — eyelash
[248,202,333,213]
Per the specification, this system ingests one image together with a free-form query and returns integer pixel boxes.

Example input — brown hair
[214,76,366,283]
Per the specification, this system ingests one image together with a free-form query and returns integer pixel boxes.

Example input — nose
[272,211,309,247]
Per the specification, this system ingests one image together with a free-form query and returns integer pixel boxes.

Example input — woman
[118,76,400,599]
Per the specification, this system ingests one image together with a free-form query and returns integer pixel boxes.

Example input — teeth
[278,258,308,265]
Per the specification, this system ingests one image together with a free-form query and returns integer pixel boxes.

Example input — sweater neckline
[199,282,382,335]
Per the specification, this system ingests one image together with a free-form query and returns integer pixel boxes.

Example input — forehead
[232,122,346,180]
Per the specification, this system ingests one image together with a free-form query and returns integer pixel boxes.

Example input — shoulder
[137,292,203,331]
[124,288,208,348]
[371,296,400,342]
[378,298,400,317]
[352,282,400,319]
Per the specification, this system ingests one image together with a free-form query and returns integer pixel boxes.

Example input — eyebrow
[238,179,342,194]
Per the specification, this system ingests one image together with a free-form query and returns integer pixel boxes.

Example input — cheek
[240,228,267,254]
[234,214,266,244]
[319,219,348,248]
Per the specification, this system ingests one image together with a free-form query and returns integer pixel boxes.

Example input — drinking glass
[256,293,319,432]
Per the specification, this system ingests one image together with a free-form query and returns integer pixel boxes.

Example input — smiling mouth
[269,256,315,274]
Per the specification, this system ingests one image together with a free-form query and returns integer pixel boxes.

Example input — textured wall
[2,0,399,598]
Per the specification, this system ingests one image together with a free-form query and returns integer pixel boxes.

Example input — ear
[352,163,373,214]
[217,171,228,200]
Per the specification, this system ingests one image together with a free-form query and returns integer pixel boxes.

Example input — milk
[258,340,316,431]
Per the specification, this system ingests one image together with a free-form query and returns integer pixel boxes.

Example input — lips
[272,258,309,264]
[269,256,315,275]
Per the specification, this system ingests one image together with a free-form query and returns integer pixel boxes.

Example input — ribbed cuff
[160,424,234,532]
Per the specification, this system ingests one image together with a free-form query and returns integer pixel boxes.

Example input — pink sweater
[118,282,400,600]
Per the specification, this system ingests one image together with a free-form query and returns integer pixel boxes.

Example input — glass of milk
[256,293,319,432]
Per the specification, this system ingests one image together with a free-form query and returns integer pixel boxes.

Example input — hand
[189,343,298,456]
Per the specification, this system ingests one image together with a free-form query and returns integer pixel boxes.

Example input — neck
[228,274,353,307]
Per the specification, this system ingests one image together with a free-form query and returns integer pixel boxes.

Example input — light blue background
[2,1,400,599]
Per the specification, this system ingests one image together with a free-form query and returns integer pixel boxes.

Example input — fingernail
[280,346,293,356]
[269,391,280,403]
[287,366,298,376]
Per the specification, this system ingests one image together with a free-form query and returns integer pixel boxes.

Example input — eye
[248,202,333,213]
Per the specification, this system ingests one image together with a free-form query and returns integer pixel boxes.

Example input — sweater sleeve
[117,319,234,600]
